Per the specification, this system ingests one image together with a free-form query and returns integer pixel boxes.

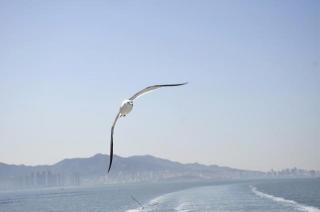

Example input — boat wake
[126,193,165,212]
[127,183,320,212]
[126,190,197,212]
[250,185,320,212]
[174,201,196,212]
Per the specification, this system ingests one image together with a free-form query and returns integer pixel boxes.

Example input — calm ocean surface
[0,178,319,212]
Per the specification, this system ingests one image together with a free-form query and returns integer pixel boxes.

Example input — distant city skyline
[1,153,319,190]
[0,0,319,171]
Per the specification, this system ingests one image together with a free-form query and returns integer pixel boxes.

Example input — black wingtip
[175,82,188,86]
[162,82,188,87]
[107,158,111,173]
[107,131,114,173]
[107,152,113,173]
[107,154,113,173]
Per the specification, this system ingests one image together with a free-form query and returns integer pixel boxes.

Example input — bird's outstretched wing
[108,111,120,173]
[129,82,188,100]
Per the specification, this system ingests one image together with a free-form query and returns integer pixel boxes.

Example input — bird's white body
[119,99,133,117]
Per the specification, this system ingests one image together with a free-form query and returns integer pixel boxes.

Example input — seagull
[108,82,187,173]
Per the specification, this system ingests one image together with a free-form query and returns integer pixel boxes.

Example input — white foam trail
[126,193,165,212]
[250,185,320,212]
[174,201,194,212]
[126,209,141,212]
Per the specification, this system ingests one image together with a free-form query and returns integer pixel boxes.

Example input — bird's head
[122,99,133,106]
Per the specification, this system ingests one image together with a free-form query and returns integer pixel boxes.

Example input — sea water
[0,178,319,212]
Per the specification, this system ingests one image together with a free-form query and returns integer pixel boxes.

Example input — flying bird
[108,82,187,172]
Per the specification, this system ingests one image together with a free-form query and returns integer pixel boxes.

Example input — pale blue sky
[0,0,319,171]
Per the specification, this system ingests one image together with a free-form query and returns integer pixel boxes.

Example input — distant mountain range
[0,154,319,190]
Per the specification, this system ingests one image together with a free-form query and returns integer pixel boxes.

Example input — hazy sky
[0,0,319,171]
